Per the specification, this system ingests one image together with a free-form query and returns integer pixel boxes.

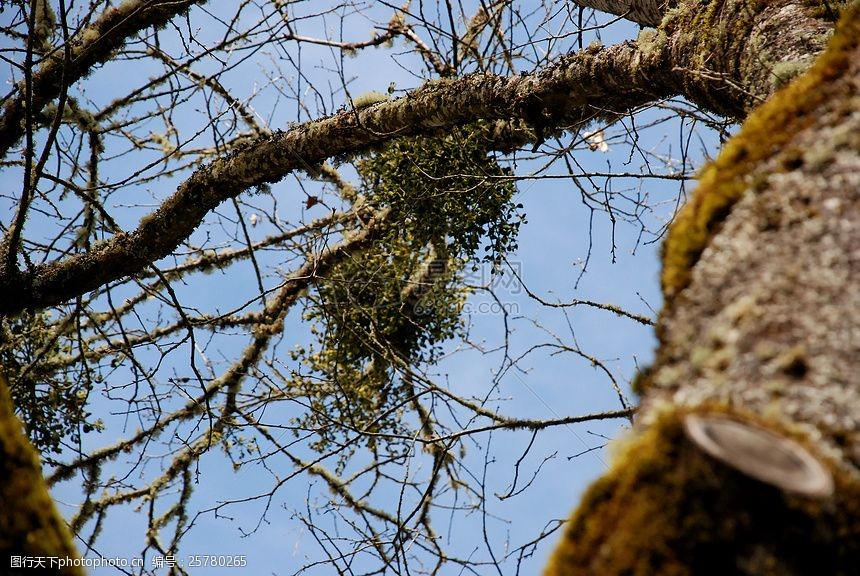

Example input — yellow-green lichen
[352,91,390,109]
[770,60,813,90]
[636,28,668,62]
[0,374,83,574]
[660,2,860,303]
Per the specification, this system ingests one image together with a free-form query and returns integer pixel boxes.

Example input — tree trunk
[0,374,82,575]
[546,4,860,575]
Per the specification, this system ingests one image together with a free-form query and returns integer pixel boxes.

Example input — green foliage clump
[293,124,524,454]
[357,122,524,267]
[1,312,102,455]
[295,240,465,455]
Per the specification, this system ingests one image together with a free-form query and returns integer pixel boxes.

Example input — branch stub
[683,414,834,498]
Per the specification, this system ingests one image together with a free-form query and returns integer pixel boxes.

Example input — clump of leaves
[1,311,102,455]
[358,122,524,267]
[293,124,524,454]
[295,239,465,456]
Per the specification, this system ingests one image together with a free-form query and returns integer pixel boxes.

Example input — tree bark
[0,375,82,575]
[546,4,860,575]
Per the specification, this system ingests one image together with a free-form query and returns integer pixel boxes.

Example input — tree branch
[0,0,205,159]
[569,0,671,28]
[0,40,673,315]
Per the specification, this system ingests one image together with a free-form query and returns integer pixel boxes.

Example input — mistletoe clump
[357,122,524,267]
[293,124,524,454]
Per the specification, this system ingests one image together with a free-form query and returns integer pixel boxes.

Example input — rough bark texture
[570,0,671,27]
[662,0,838,118]
[0,375,82,575]
[546,4,860,575]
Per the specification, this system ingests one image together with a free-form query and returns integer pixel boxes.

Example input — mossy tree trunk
[0,374,82,575]
[546,5,860,575]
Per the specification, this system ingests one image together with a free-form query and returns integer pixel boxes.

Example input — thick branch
[662,0,835,118]
[570,0,671,27]
[0,41,673,315]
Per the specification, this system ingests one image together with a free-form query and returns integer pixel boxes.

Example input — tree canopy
[0,1,857,574]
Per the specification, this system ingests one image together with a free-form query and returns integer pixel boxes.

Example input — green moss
[802,0,851,20]
[0,374,83,574]
[546,415,693,576]
[545,411,859,576]
[660,2,860,303]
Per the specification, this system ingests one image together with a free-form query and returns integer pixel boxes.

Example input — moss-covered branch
[0,40,674,316]
[662,0,839,118]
